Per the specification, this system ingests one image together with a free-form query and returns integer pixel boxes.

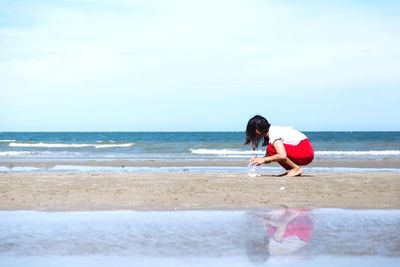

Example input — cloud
[1,1,399,90]
[0,0,399,130]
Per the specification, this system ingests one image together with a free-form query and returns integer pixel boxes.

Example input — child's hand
[249,157,266,166]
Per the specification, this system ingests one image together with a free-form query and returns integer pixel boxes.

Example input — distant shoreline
[1,158,400,169]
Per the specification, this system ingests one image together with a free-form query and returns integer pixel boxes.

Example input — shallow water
[0,209,399,266]
[1,165,400,173]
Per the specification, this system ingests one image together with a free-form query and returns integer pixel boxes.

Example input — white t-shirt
[268,126,308,146]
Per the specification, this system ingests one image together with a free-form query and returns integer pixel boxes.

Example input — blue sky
[0,0,399,131]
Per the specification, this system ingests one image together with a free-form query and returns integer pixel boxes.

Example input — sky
[0,0,399,131]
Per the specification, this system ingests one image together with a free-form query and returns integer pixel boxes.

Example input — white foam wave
[9,142,134,149]
[9,143,92,148]
[0,151,35,156]
[190,149,265,155]
[0,151,85,157]
[0,139,16,142]
[315,150,400,156]
[94,143,133,148]
[191,149,400,157]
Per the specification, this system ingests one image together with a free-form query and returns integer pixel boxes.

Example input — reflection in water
[246,208,313,263]
[0,209,399,267]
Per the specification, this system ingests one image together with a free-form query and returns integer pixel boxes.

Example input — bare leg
[275,160,290,176]
[268,209,301,241]
[251,208,287,225]
[277,157,303,177]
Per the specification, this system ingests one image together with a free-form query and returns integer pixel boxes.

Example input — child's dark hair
[245,115,271,150]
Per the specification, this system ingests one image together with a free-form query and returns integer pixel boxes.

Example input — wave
[190,149,400,156]
[0,140,16,142]
[0,151,36,156]
[93,143,133,148]
[0,151,87,157]
[315,150,400,156]
[190,149,265,155]
[8,142,134,149]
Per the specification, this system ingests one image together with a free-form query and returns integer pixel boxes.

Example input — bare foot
[286,167,303,177]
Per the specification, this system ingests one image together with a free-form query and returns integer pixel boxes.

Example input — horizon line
[1,130,399,133]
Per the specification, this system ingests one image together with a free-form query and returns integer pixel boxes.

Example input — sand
[1,171,399,210]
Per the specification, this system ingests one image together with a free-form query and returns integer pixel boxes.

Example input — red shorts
[266,139,314,169]
[268,212,314,242]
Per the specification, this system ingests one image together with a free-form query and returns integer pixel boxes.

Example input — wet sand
[1,158,400,169]
[1,171,399,210]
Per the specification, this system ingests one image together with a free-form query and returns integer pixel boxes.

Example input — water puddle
[1,209,399,266]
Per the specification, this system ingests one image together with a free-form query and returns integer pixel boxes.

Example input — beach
[1,131,400,211]
[1,169,399,210]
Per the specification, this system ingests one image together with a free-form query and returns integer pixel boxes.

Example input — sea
[1,132,399,173]
[1,131,399,159]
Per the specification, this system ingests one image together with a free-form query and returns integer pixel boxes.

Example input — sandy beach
[1,171,399,210]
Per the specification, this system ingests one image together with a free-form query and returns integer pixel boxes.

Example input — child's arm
[250,140,287,165]
[264,140,287,163]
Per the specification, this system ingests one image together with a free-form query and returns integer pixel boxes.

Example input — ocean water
[0,209,399,267]
[0,131,399,160]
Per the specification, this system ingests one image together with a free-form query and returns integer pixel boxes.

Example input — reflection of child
[267,209,313,255]
[256,208,313,255]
